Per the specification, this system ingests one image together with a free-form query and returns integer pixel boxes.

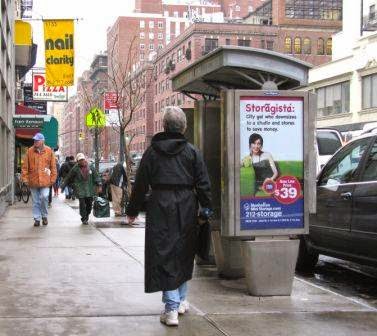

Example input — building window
[158,21,164,29]
[158,44,163,49]
[285,0,342,20]
[303,38,311,54]
[226,38,231,45]
[174,11,179,18]
[140,32,145,39]
[149,32,154,40]
[362,74,377,109]
[294,37,301,54]
[317,82,350,117]
[238,39,250,47]
[284,37,292,53]
[149,44,154,50]
[266,40,274,50]
[140,44,145,50]
[158,33,163,40]
[149,21,154,29]
[326,38,332,55]
[140,53,144,60]
[178,48,182,62]
[317,38,325,55]
[235,5,241,11]
[140,20,145,28]
[203,38,218,55]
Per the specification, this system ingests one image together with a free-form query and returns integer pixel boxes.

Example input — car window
[319,138,371,186]
[317,131,342,156]
[361,140,377,182]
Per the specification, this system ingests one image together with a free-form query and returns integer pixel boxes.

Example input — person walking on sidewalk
[109,162,127,216]
[126,106,212,327]
[61,153,102,225]
[21,133,57,227]
[59,156,75,200]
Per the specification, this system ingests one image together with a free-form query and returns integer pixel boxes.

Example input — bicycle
[14,173,30,203]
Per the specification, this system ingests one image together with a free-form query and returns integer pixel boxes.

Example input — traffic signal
[79,132,84,140]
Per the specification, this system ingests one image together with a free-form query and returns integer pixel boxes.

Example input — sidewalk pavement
[0,196,377,336]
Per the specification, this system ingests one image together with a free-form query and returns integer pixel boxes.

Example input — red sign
[104,92,119,109]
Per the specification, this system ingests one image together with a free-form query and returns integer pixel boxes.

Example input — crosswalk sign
[85,107,106,128]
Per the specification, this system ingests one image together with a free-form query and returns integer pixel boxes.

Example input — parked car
[316,128,343,174]
[297,131,377,271]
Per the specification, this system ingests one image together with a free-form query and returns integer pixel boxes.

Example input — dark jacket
[61,163,101,198]
[59,161,75,179]
[126,132,212,293]
[110,163,127,187]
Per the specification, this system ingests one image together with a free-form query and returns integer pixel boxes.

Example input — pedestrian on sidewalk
[53,156,61,197]
[59,156,75,200]
[109,161,127,216]
[61,153,102,225]
[126,106,212,327]
[21,133,57,227]
[48,156,61,208]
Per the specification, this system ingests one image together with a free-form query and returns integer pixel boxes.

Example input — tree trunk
[119,127,125,163]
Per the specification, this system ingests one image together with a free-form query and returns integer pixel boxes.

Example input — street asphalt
[0,196,377,335]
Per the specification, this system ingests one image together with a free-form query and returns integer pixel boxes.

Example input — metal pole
[94,127,99,173]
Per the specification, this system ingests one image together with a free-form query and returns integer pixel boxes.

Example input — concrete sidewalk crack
[94,227,143,267]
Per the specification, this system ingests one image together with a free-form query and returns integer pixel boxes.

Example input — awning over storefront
[15,20,37,78]
[172,46,312,96]
[14,106,59,149]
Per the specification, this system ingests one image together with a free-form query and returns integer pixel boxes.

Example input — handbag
[196,219,211,261]
[93,196,110,218]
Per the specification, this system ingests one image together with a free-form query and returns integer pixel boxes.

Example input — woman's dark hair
[249,133,263,147]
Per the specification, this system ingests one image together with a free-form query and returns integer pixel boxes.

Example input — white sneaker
[160,310,179,326]
[178,300,189,315]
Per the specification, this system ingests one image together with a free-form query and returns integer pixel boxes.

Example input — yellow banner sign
[43,19,74,86]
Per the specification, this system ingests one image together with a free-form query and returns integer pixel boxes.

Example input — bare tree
[106,34,156,194]
[78,74,106,173]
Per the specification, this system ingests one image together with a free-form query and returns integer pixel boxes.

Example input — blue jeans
[162,282,188,312]
[30,187,50,221]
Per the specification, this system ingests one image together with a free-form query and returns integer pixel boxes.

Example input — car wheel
[296,237,319,272]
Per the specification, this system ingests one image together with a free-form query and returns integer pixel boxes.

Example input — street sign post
[85,107,106,128]
[85,107,106,173]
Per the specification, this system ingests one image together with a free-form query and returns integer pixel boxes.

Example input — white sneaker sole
[160,318,179,327]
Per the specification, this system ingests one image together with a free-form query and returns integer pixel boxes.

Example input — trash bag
[93,196,110,218]
[196,220,211,261]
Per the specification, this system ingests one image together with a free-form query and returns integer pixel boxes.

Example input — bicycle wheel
[21,184,30,203]
[17,190,22,202]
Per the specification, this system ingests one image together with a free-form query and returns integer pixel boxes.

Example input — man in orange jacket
[21,133,57,227]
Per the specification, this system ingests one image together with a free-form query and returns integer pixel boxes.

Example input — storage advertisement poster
[239,96,304,231]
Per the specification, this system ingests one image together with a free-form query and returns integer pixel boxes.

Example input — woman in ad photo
[242,133,278,196]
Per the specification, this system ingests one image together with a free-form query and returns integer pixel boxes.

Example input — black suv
[297,132,377,270]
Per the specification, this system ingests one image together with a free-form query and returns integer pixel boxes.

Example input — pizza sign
[32,71,68,102]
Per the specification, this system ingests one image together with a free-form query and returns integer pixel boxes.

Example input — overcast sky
[30,0,135,90]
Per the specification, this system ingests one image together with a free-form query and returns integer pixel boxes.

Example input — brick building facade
[63,0,343,158]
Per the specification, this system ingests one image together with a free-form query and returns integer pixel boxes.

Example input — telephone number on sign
[245,211,283,218]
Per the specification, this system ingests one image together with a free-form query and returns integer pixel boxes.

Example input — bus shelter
[172,46,316,295]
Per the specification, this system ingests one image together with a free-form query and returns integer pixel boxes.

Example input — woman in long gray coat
[126,106,212,327]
